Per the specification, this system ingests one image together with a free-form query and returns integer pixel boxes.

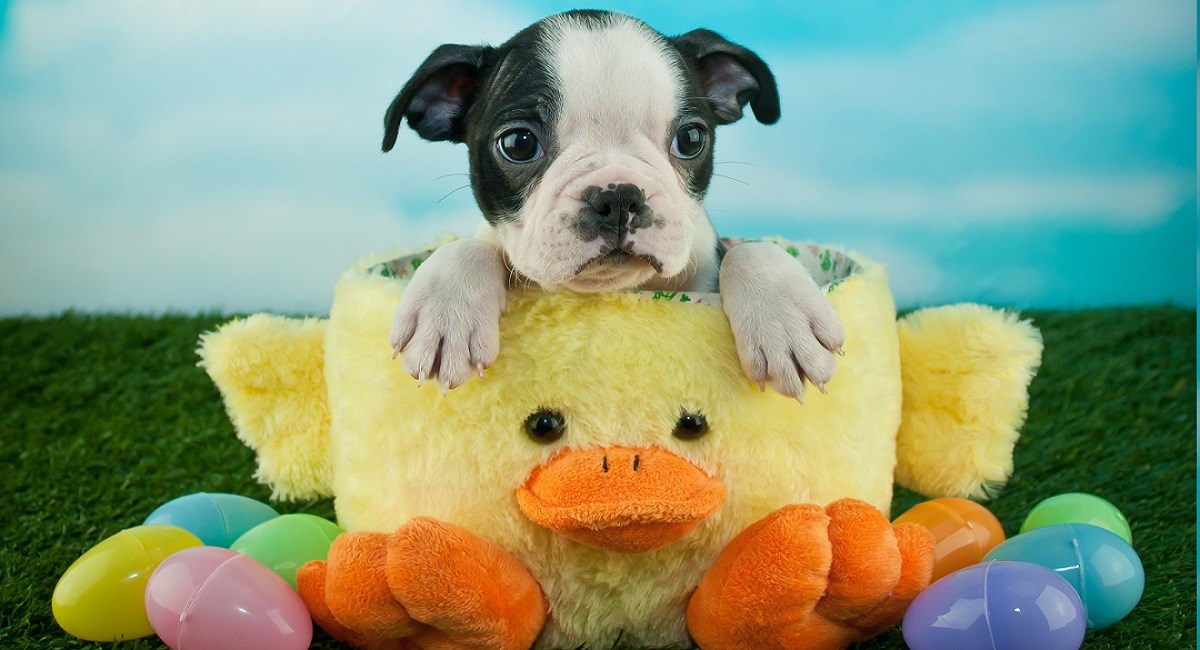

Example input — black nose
[584,183,645,217]
[579,183,646,246]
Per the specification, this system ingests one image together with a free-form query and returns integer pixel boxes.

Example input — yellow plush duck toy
[199,239,1042,650]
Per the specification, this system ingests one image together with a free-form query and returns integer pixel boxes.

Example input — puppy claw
[721,242,845,404]
[792,381,807,404]
[388,238,507,392]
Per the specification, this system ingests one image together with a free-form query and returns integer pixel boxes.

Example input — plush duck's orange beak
[515,446,726,553]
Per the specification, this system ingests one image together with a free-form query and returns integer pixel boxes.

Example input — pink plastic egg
[144,547,312,650]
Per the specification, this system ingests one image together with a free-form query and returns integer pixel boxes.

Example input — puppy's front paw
[388,239,507,391]
[721,242,845,402]
[390,292,501,391]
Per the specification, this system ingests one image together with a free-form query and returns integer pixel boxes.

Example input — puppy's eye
[525,409,565,443]
[670,124,707,159]
[497,128,543,163]
[673,411,709,440]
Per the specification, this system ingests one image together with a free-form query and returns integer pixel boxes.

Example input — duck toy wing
[198,313,333,500]
[894,304,1044,499]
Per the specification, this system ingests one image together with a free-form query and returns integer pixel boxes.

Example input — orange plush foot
[687,498,934,650]
[297,519,548,650]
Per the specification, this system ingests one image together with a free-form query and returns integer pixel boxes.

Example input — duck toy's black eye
[525,409,565,443]
[673,411,709,440]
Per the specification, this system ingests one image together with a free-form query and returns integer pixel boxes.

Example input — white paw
[388,239,507,391]
[720,242,845,402]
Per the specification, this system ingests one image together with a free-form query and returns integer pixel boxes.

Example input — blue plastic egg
[144,493,279,548]
[983,523,1144,629]
[903,560,1086,650]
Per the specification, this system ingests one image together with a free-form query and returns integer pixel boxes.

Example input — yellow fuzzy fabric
[894,305,1044,499]
[198,244,1041,649]
[198,314,333,500]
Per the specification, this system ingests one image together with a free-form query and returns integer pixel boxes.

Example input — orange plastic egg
[893,497,1005,581]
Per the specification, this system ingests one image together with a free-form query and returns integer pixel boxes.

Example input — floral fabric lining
[366,237,860,308]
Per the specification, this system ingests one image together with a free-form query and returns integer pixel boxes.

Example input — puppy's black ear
[671,29,779,125]
[383,44,491,151]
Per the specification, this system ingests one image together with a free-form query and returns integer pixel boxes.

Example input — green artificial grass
[1,307,1195,649]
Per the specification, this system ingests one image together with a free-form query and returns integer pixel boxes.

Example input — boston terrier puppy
[384,10,844,401]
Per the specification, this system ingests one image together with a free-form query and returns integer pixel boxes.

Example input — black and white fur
[385,10,843,401]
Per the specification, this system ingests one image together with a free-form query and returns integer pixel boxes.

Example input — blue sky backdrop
[0,0,1194,315]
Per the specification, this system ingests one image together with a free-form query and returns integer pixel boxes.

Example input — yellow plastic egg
[52,524,203,642]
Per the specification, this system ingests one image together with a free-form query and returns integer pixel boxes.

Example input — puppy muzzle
[574,184,660,246]
[571,183,667,274]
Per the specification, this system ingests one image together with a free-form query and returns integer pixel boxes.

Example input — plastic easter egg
[52,525,203,642]
[903,560,1086,650]
[144,493,279,548]
[984,523,1144,629]
[230,513,343,588]
[1020,492,1132,544]
[145,546,312,650]
[893,497,1006,580]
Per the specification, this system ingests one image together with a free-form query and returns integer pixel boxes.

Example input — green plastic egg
[52,524,203,642]
[230,513,342,588]
[1020,492,1132,544]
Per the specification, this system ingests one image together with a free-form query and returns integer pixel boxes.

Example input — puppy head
[384,11,779,292]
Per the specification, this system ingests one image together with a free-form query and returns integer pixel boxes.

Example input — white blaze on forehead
[541,14,684,142]
[496,13,714,292]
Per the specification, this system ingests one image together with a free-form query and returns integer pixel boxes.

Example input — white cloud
[959,267,1052,307]
[705,166,1194,228]
[6,1,530,73]
[2,0,530,200]
[843,240,947,308]
[0,0,1193,315]
[1,0,529,314]
[705,0,1196,227]
[0,171,481,314]
[940,0,1194,69]
[772,0,1194,122]
[839,238,1052,309]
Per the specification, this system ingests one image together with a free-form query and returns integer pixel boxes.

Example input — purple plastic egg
[903,560,1087,650]
[144,547,312,650]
